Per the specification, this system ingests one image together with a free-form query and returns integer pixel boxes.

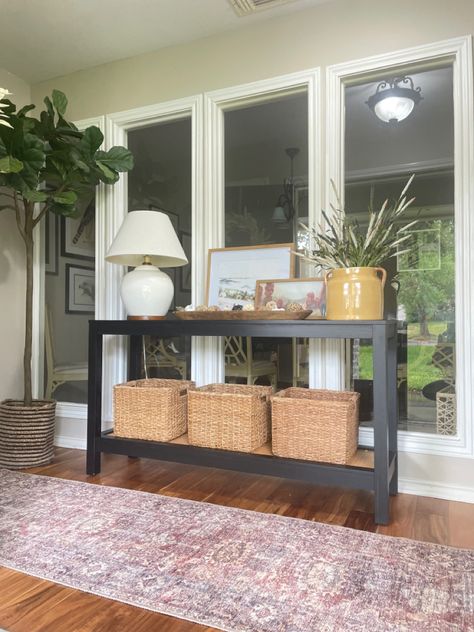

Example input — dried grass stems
[296,176,417,269]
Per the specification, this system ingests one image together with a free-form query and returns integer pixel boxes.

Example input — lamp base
[121,264,174,318]
[127,315,166,320]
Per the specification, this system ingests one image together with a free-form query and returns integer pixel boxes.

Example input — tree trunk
[23,206,34,406]
[419,311,430,338]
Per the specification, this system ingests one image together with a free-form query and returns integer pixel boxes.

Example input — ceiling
[0,0,333,83]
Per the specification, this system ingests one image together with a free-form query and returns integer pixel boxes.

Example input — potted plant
[0,88,133,468]
[297,177,416,320]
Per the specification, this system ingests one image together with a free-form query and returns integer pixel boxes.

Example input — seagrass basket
[113,378,195,442]
[271,387,360,464]
[188,383,272,452]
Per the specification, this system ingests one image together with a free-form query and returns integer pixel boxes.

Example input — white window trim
[105,95,204,400]
[326,35,474,458]
[203,68,326,386]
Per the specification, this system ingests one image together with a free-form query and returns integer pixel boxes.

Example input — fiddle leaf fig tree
[0,89,134,406]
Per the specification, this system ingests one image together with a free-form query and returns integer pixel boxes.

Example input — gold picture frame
[206,243,295,309]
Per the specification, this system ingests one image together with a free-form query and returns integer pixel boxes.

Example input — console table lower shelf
[96,430,397,500]
[86,318,398,526]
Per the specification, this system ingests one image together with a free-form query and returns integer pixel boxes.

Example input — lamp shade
[106,210,188,268]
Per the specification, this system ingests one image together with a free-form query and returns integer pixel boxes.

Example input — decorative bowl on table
[174,309,312,320]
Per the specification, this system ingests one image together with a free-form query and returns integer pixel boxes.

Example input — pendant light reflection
[367,76,422,124]
[272,147,299,228]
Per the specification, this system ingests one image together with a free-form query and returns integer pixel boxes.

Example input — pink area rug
[0,469,473,632]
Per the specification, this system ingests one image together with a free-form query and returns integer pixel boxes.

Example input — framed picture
[255,277,326,317]
[65,264,95,315]
[206,243,294,309]
[61,210,95,261]
[180,231,192,292]
[45,213,59,275]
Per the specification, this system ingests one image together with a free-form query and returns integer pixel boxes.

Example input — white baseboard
[54,434,86,450]
[399,477,474,503]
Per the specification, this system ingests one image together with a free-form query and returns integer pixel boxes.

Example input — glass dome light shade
[366,77,422,124]
[374,96,415,123]
[272,205,288,223]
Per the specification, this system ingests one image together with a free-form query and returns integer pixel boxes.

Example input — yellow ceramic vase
[325,267,387,320]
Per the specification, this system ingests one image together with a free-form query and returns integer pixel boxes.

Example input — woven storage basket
[114,379,195,442]
[188,383,272,452]
[271,387,360,464]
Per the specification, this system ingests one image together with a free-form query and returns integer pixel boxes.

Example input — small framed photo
[65,264,95,315]
[61,207,95,261]
[45,212,59,275]
[180,231,191,292]
[255,277,326,317]
[207,243,294,309]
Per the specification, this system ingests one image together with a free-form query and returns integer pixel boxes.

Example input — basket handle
[375,267,387,288]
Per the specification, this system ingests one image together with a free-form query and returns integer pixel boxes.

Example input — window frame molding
[203,68,325,385]
[105,95,204,399]
[326,35,474,458]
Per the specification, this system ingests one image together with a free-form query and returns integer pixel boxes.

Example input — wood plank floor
[1,447,473,632]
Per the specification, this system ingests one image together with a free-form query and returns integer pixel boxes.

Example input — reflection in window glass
[224,93,309,388]
[344,65,455,435]
[128,118,192,380]
[44,203,95,403]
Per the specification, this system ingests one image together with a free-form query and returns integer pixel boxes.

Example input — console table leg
[373,327,390,525]
[87,324,103,476]
[388,333,399,496]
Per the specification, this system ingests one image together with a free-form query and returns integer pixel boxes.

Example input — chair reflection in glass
[224,336,277,389]
[144,336,277,389]
[144,337,187,379]
[44,309,88,399]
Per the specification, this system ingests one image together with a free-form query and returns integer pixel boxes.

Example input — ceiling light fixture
[366,76,422,124]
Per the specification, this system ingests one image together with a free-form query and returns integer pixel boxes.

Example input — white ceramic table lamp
[106,210,188,319]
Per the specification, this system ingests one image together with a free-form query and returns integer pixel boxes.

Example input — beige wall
[30,0,474,496]
[32,0,474,120]
[0,69,31,401]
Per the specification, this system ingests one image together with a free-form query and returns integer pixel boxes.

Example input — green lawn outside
[358,344,444,391]
[407,321,447,341]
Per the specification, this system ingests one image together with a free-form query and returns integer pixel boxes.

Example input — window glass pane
[344,66,456,435]
[224,93,309,388]
[44,202,95,403]
[127,118,192,380]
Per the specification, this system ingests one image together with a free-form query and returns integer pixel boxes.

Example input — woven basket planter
[272,388,360,464]
[113,378,195,442]
[0,399,56,469]
[188,383,272,452]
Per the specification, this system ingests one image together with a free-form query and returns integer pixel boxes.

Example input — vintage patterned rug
[0,469,473,632]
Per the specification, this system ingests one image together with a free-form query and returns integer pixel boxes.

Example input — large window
[223,93,309,387]
[344,65,456,435]
[43,203,95,403]
[127,118,192,380]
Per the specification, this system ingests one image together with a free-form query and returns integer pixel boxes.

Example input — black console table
[86,319,398,524]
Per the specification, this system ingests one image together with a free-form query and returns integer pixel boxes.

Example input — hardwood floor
[1,447,473,632]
